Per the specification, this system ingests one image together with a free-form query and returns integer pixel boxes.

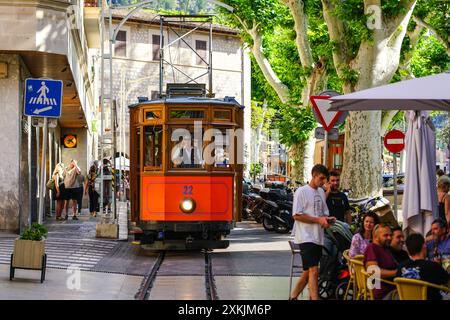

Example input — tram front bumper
[140,239,230,250]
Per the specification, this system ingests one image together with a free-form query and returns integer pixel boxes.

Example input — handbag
[46,178,55,190]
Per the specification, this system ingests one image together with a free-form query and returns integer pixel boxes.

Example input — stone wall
[0,54,21,231]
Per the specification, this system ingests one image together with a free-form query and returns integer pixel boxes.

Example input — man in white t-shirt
[289,164,336,300]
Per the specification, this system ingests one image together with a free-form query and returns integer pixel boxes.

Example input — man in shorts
[290,164,336,300]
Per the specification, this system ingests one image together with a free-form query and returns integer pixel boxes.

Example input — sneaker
[72,216,78,220]
[56,216,63,221]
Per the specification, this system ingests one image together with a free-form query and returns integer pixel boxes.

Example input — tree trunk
[288,134,316,184]
[341,111,383,197]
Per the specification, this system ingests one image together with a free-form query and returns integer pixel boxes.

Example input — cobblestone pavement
[0,213,305,300]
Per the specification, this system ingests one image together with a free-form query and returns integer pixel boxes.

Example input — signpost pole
[393,152,398,220]
[38,117,48,224]
[323,130,328,166]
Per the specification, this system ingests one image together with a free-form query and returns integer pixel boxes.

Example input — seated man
[397,233,449,300]
[389,227,410,264]
[364,223,398,300]
[427,219,450,273]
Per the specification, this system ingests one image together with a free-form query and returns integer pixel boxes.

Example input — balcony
[84,1,101,48]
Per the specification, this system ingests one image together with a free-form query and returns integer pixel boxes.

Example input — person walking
[76,173,85,215]
[51,163,66,221]
[85,164,99,217]
[437,176,450,224]
[102,158,112,214]
[290,164,335,300]
[63,159,81,220]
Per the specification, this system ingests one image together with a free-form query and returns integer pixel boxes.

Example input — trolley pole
[393,152,398,220]
[323,130,328,167]
[112,99,117,220]
[38,117,48,224]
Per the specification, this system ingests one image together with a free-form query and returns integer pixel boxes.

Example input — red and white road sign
[384,129,405,153]
[309,96,342,132]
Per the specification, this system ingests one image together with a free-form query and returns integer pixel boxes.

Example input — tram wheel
[262,217,275,231]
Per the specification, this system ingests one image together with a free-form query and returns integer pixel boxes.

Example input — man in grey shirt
[290,164,335,300]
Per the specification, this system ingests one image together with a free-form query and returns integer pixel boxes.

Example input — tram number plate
[183,185,193,195]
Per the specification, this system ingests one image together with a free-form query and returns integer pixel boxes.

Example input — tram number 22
[183,185,193,195]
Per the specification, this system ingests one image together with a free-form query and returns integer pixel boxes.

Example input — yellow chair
[350,259,368,300]
[361,269,396,300]
[351,258,396,300]
[394,277,450,300]
[342,251,363,300]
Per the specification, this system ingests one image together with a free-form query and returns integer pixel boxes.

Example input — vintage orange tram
[129,88,244,250]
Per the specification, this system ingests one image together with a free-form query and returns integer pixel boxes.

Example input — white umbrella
[328,72,450,111]
[402,111,439,235]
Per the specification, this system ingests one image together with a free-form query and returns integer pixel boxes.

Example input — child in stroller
[318,220,353,300]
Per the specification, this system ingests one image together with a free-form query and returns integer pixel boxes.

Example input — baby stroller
[318,220,353,300]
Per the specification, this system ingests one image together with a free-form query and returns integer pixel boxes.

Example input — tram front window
[212,129,231,168]
[171,127,205,169]
[144,126,162,169]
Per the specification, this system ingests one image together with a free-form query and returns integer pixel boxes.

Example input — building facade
[0,0,99,231]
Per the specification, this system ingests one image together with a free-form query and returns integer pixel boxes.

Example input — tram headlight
[180,198,196,213]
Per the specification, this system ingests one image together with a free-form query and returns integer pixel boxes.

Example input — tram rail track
[135,250,219,300]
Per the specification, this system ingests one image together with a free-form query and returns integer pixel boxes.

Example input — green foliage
[410,35,449,77]
[431,112,450,149]
[20,223,48,241]
[276,105,316,146]
[251,100,276,132]
[250,162,263,179]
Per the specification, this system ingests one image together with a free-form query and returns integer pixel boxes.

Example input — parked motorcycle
[259,188,294,233]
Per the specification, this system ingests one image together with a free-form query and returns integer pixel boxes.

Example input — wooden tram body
[129,96,244,250]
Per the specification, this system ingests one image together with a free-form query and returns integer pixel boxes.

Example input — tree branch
[398,23,423,79]
[280,0,313,68]
[321,0,350,78]
[413,16,449,54]
[233,14,290,103]
[381,110,400,136]
[386,0,417,35]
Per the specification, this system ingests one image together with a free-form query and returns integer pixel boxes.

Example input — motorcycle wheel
[318,279,335,300]
[262,216,275,231]
[335,280,353,300]
[274,224,290,234]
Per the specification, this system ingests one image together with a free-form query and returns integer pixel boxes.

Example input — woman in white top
[348,211,379,258]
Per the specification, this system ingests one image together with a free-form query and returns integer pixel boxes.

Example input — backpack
[46,178,55,190]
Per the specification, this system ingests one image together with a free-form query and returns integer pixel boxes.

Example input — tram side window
[170,127,205,169]
[144,126,163,169]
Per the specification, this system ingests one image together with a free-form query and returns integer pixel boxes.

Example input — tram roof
[128,96,245,109]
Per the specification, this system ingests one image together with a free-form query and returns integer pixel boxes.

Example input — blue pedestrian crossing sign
[24,78,63,118]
